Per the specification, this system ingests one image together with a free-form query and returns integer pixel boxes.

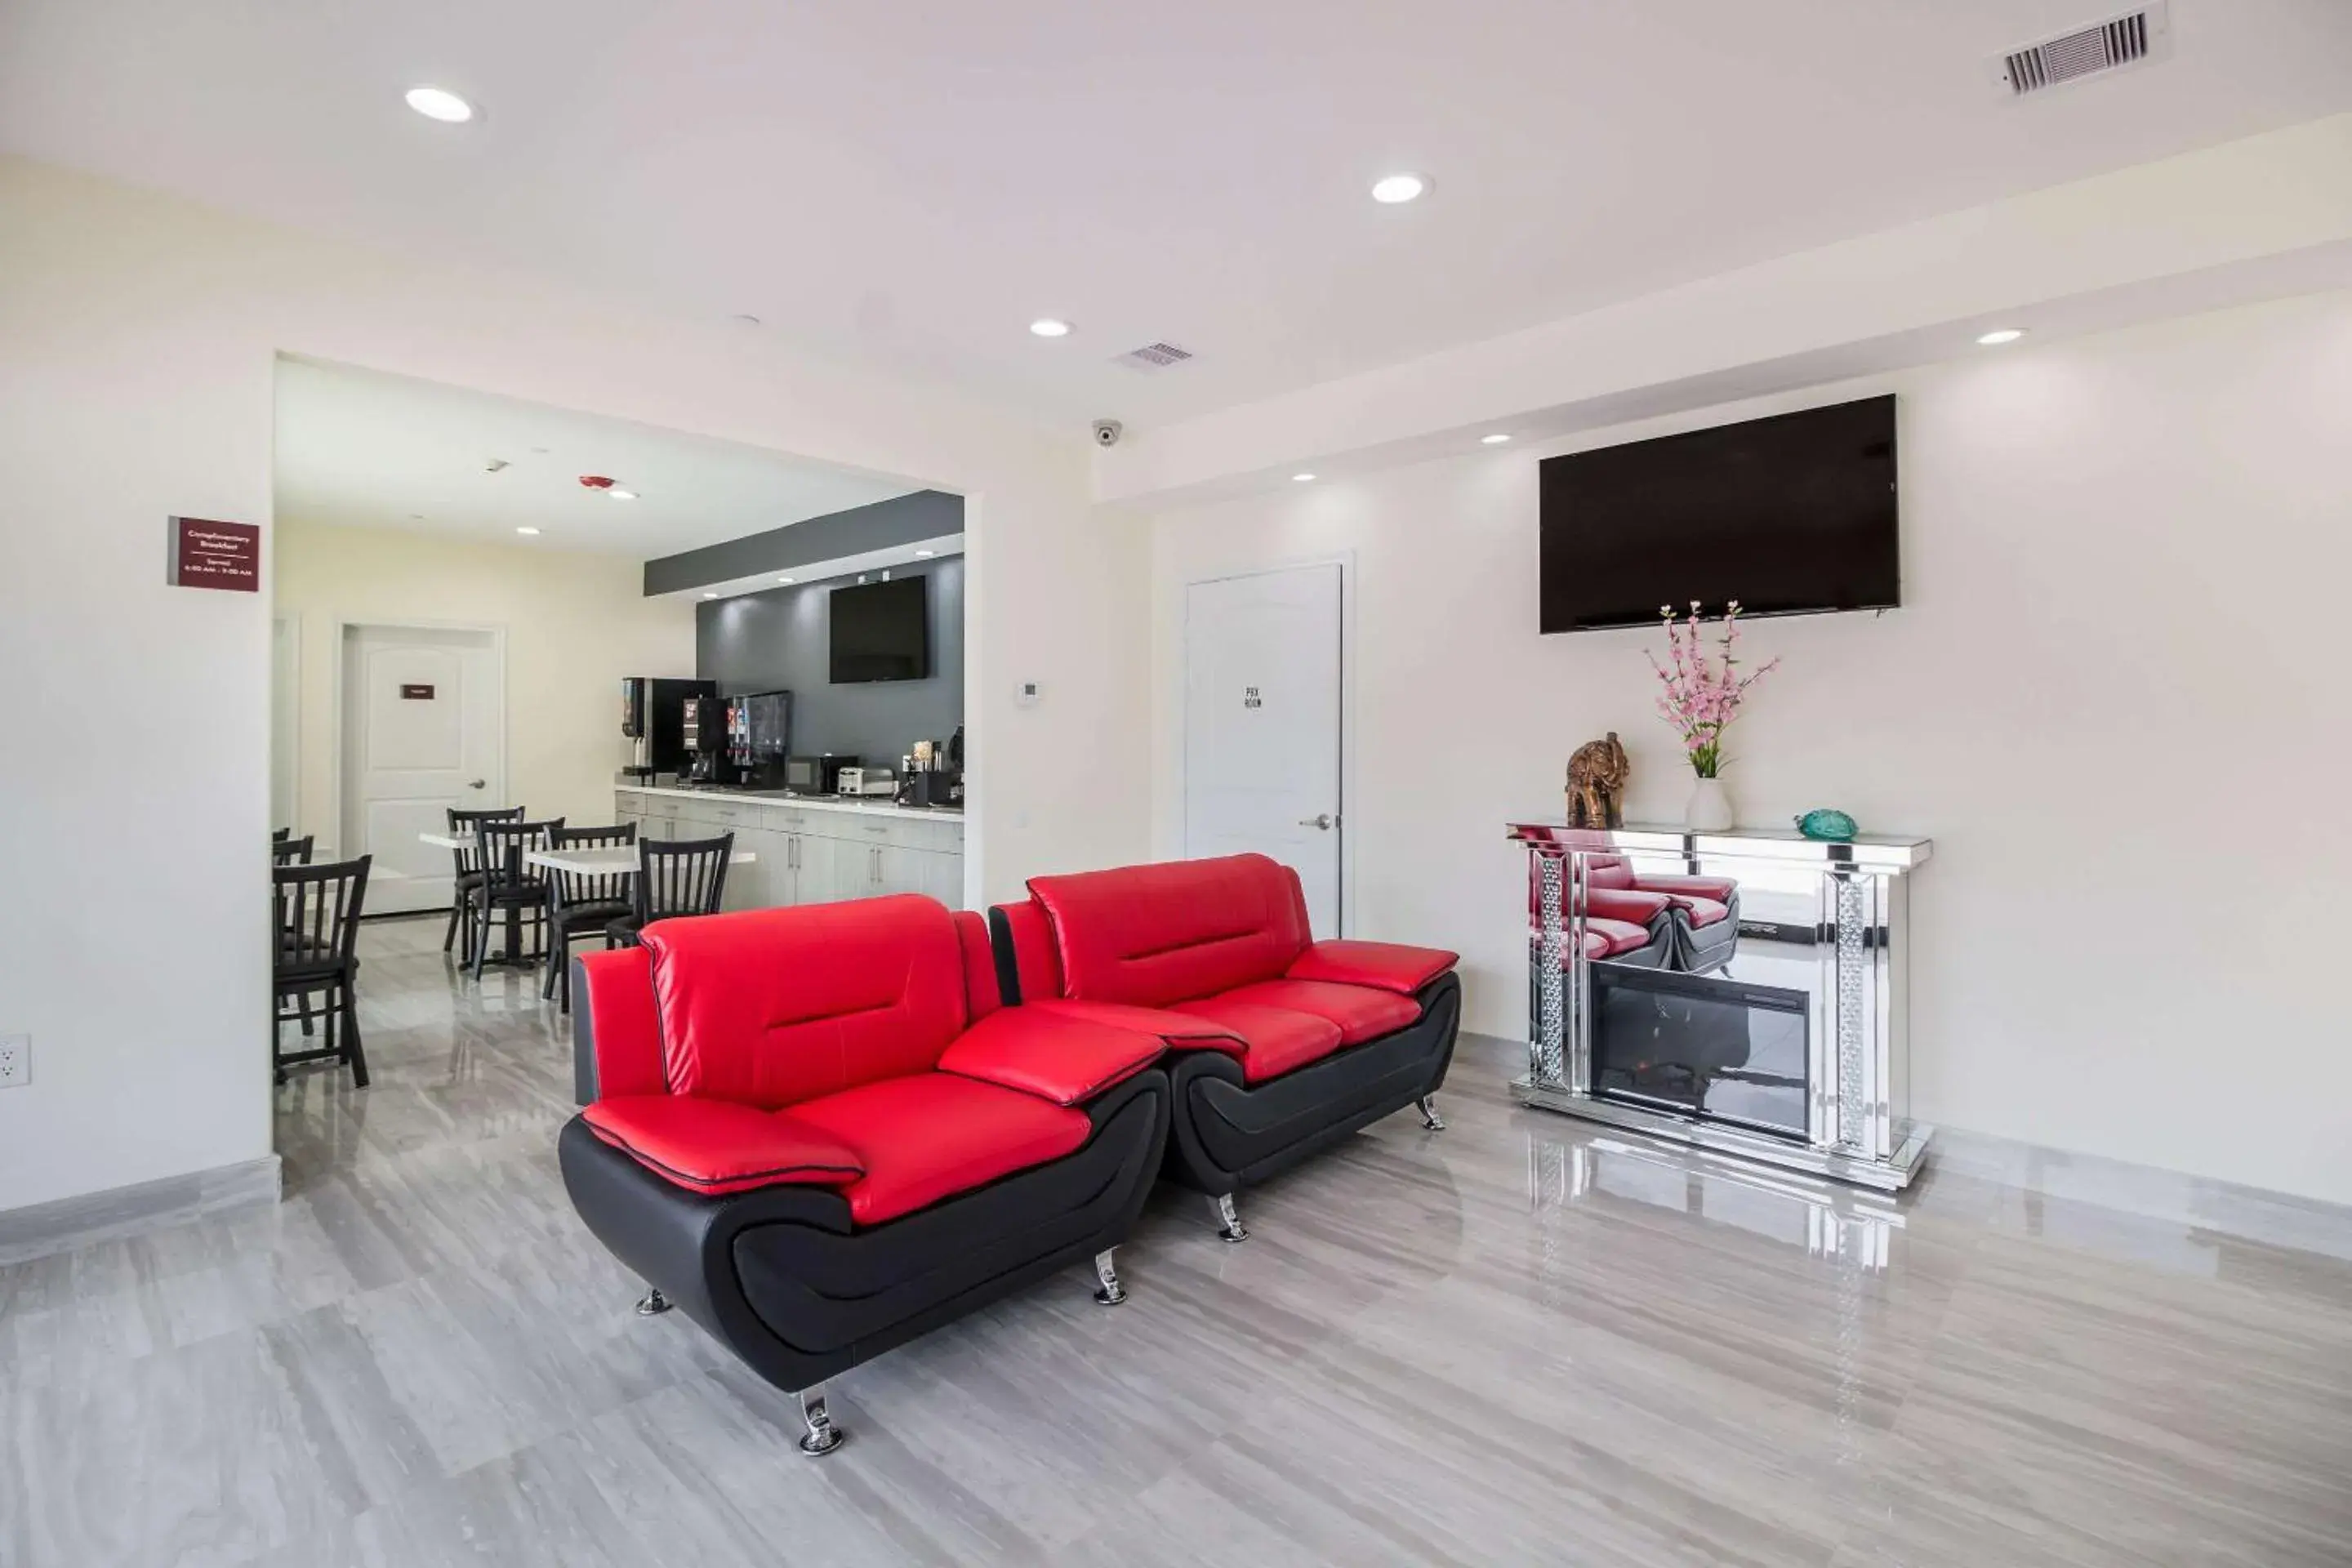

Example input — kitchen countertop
[617,782,964,825]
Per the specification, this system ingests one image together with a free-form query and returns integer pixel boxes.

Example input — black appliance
[680,697,736,786]
[1539,394,1900,632]
[620,677,716,780]
[726,690,793,788]
[829,575,930,684]
[783,754,856,796]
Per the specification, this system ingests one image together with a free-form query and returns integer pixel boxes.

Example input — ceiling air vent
[1996,3,2170,97]
[1117,341,1195,372]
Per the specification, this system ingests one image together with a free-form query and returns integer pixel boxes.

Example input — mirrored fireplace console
[1507,821,1934,1192]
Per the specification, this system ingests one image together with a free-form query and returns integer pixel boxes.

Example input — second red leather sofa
[990,853,1461,1241]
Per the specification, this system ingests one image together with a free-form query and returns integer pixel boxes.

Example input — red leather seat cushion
[581,1095,865,1196]
[1168,995,1345,1083]
[1584,888,1673,925]
[1637,873,1740,905]
[641,897,967,1109]
[1675,897,1731,929]
[1207,979,1419,1046]
[1027,854,1311,1007]
[1022,998,1247,1059]
[1582,918,1654,960]
[1283,939,1456,996]
[788,1073,1091,1226]
[936,1006,1165,1106]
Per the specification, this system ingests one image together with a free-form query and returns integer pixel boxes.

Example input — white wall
[1149,290,2352,1205]
[0,157,1148,1214]
[274,519,698,843]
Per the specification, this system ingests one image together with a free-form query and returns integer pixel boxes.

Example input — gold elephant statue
[1566,733,1628,829]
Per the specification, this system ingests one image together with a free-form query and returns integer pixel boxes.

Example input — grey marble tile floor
[4,915,2348,1566]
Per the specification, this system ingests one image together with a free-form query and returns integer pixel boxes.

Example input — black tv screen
[828,575,930,683]
[1539,394,1899,632]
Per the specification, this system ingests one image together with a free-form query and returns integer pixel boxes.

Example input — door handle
[1298,813,1338,831]
[468,779,487,790]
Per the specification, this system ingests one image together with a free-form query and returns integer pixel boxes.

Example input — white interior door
[341,625,503,913]
[1184,564,1343,936]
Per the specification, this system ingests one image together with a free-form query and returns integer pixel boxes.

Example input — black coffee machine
[680,696,736,786]
[620,677,716,782]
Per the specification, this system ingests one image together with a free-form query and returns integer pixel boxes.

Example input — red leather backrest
[640,896,966,1108]
[577,944,665,1098]
[991,899,1064,1003]
[953,909,1001,1020]
[1587,856,1636,891]
[1027,853,1311,1007]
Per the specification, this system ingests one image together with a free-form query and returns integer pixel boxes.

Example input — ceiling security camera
[1091,419,1124,448]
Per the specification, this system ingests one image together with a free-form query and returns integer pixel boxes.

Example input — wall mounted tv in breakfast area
[1539,394,1900,633]
[828,573,931,683]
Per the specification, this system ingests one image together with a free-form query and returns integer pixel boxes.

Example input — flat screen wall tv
[829,574,931,684]
[1539,394,1899,633]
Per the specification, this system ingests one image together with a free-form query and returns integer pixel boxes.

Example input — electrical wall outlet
[0,1034,28,1089]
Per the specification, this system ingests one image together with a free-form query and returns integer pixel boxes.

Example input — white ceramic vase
[1684,775,1733,831]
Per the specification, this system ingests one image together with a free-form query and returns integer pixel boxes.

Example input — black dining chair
[274,855,371,1087]
[271,834,314,866]
[470,817,564,979]
[605,833,734,949]
[445,805,526,964]
[541,822,638,1012]
[272,826,291,843]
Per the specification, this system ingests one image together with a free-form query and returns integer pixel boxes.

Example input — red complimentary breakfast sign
[167,516,260,592]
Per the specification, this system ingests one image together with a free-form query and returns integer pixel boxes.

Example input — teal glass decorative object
[1796,808,1857,842]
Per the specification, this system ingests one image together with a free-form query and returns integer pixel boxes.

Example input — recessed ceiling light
[777,576,795,585]
[515,526,540,536]
[1029,318,1073,338]
[915,549,935,558]
[606,487,638,501]
[403,87,474,123]
[1370,173,1428,204]
[1293,472,1317,483]
[1481,433,1512,445]
[1976,328,2026,345]
[702,592,718,600]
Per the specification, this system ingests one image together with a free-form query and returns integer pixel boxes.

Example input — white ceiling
[7,2,2351,430]
[273,358,917,555]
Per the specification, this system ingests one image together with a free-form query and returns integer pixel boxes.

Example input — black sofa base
[559,1069,1170,1396]
[1161,972,1461,1198]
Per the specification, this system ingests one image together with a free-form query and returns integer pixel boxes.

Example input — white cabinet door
[922,850,964,908]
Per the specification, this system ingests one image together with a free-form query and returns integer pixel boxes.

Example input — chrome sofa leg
[1092,1247,1127,1306]
[1417,1094,1447,1131]
[1209,1192,1250,1244]
[635,1288,672,1317]
[797,1388,844,1456]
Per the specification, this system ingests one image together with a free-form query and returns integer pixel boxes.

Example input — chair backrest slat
[271,835,314,866]
[636,833,733,925]
[448,804,526,880]
[272,855,372,973]
[550,822,637,908]
[477,817,563,895]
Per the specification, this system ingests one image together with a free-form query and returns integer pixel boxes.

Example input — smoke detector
[1117,341,1196,372]
[1995,4,2171,97]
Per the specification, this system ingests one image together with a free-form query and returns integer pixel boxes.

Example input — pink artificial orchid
[1646,599,1779,778]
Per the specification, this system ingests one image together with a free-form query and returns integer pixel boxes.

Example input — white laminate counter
[615,783,961,908]
[614,783,963,828]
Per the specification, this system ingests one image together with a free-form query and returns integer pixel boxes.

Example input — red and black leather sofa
[1590,855,1740,973]
[989,853,1460,1241]
[559,895,1171,1455]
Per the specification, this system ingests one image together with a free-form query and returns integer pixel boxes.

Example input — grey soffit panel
[643,489,965,596]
